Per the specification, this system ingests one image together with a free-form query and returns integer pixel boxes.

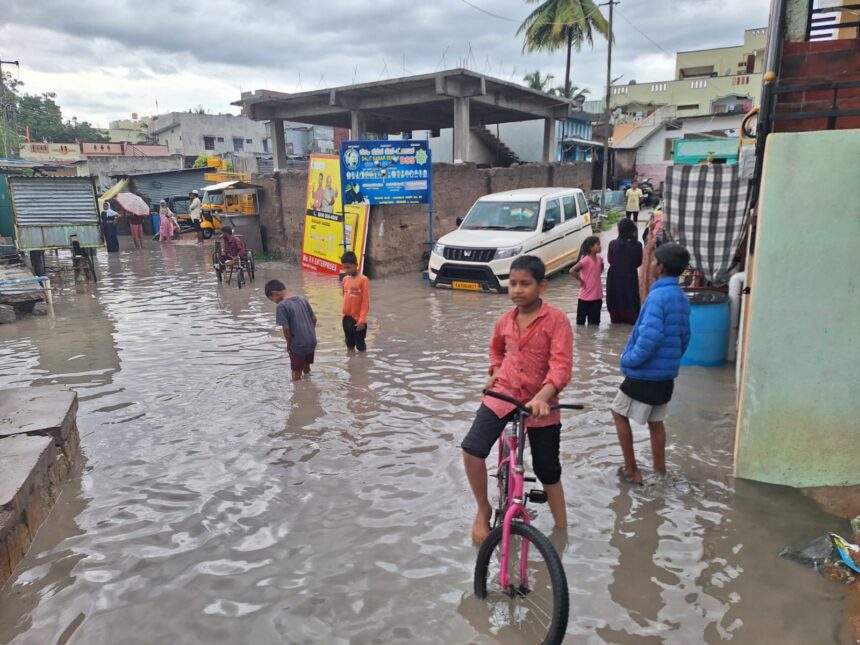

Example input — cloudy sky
[2,0,770,127]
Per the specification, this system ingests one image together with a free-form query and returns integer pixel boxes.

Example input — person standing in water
[101,200,121,253]
[158,200,176,243]
[606,218,643,324]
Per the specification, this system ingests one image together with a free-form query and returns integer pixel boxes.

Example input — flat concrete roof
[234,69,572,132]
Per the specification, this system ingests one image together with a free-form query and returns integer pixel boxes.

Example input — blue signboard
[340,139,431,205]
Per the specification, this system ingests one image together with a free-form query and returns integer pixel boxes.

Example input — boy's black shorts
[461,404,562,485]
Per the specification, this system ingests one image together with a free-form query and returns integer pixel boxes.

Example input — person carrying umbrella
[115,192,151,250]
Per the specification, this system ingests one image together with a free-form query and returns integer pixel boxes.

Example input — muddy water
[0,243,849,644]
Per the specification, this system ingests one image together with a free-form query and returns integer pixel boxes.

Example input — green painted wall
[735,129,860,487]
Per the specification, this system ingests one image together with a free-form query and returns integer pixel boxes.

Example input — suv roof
[478,187,582,202]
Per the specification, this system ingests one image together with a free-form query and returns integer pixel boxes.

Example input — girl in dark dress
[606,218,643,324]
[101,201,121,253]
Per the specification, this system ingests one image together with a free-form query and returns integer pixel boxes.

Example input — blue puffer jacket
[620,277,691,380]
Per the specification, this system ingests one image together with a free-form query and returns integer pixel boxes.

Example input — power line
[458,0,518,23]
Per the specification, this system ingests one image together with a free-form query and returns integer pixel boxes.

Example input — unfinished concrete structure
[235,69,572,169]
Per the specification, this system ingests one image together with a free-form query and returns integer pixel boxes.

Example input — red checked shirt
[484,301,573,428]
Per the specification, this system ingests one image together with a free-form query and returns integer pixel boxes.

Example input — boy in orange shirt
[341,251,370,352]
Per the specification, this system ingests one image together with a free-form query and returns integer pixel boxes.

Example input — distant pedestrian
[606,218,643,324]
[265,279,318,382]
[189,190,203,244]
[158,200,176,243]
[639,209,664,302]
[611,243,691,484]
[127,210,146,249]
[101,200,121,253]
[625,180,644,222]
[340,251,370,352]
[570,236,604,326]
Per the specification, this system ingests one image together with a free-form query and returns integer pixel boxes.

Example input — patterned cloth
[663,165,750,285]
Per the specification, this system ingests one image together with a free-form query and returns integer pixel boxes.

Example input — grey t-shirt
[276,296,317,355]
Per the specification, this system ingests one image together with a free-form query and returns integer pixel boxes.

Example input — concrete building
[609,28,767,120]
[20,142,169,165]
[108,116,152,143]
[262,121,338,156]
[150,112,268,158]
[236,69,572,170]
[613,111,746,187]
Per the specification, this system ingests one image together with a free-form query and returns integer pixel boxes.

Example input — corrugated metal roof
[127,168,207,206]
[8,177,101,250]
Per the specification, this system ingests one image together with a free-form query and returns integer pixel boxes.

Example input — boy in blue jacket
[611,243,691,484]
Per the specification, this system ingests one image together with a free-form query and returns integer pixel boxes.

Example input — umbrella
[115,192,150,216]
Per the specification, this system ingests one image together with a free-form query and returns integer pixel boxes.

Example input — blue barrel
[151,214,161,236]
[681,290,729,367]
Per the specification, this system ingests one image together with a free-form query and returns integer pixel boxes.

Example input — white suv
[428,188,593,292]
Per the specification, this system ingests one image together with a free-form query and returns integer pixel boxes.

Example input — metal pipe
[727,271,746,362]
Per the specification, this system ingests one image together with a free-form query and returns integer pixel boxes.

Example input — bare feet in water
[471,505,492,544]
[618,465,643,485]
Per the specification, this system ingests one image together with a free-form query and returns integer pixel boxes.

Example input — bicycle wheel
[474,521,569,645]
[246,253,255,281]
[236,266,245,288]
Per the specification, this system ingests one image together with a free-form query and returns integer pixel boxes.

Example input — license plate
[452,281,480,291]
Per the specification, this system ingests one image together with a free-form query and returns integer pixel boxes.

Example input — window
[203,136,215,151]
[678,104,699,111]
[217,137,224,142]
[544,199,561,228]
[562,195,577,221]
[233,137,244,152]
[460,201,540,231]
[691,79,708,89]
[664,138,676,161]
[576,192,589,217]
[262,138,269,153]
[245,138,253,144]
[732,75,750,86]
[650,83,667,92]
[612,86,629,96]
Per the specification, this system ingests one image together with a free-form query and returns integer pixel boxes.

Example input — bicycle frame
[497,409,531,593]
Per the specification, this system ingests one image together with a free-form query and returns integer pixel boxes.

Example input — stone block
[0,386,78,444]
[0,305,15,325]
[0,434,54,516]
[31,302,49,316]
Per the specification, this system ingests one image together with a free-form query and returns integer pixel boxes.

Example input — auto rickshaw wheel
[202,228,213,240]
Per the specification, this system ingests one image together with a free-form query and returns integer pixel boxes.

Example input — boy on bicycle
[462,255,573,544]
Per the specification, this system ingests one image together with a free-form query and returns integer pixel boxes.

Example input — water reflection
[0,243,849,644]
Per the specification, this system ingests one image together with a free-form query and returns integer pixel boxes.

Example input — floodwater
[0,241,851,644]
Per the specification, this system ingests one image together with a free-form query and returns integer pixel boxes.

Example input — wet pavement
[0,241,851,644]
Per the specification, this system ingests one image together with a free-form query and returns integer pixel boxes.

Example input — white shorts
[610,390,668,425]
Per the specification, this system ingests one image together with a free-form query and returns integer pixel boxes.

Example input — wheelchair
[213,238,255,288]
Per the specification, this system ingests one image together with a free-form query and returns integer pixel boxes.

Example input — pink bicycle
[474,390,583,645]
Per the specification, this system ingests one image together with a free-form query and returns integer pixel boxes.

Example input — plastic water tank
[681,290,729,367]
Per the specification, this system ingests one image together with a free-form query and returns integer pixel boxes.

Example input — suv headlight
[432,243,445,256]
[494,245,523,260]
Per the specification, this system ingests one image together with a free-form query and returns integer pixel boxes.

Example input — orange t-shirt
[342,274,370,324]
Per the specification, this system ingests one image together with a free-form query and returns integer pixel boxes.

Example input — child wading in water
[570,236,604,326]
[340,251,370,352]
[265,280,318,382]
[462,255,573,544]
[611,243,691,484]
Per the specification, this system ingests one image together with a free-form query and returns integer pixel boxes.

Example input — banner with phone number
[301,154,369,275]
[340,139,431,205]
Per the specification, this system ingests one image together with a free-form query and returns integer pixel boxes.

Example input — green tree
[517,0,611,100]
[0,72,109,155]
[192,154,211,168]
[522,70,556,93]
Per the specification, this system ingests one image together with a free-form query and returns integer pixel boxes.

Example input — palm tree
[551,85,590,100]
[522,70,556,93]
[517,0,611,99]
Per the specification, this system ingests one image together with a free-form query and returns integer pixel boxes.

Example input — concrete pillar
[271,118,287,171]
[453,97,470,163]
[350,110,366,139]
[543,118,557,163]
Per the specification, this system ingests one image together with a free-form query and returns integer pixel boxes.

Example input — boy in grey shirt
[265,280,318,381]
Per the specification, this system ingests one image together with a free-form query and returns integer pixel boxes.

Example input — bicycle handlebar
[483,389,584,412]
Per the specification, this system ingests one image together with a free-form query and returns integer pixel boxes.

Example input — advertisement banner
[340,139,431,205]
[302,154,369,275]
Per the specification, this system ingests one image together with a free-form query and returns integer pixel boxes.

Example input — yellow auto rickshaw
[200,181,260,239]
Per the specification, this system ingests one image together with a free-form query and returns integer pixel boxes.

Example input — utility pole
[600,1,616,213]
[0,58,20,159]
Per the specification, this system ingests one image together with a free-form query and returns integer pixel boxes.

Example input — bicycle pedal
[527,489,548,504]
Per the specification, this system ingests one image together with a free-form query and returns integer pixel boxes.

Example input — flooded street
[0,242,849,644]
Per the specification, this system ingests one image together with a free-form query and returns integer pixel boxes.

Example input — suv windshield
[460,201,541,231]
